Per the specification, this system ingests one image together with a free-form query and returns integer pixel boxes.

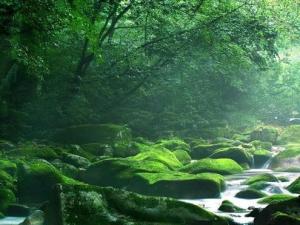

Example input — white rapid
[182,146,300,224]
[0,217,25,225]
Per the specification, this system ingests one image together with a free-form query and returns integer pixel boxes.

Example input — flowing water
[0,217,25,225]
[183,146,300,225]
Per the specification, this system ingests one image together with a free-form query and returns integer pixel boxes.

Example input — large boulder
[209,147,253,168]
[17,160,79,203]
[253,150,272,168]
[250,126,278,144]
[45,184,229,225]
[190,143,232,159]
[81,149,225,198]
[270,143,300,169]
[254,197,300,225]
[180,158,243,175]
[154,138,190,152]
[244,173,278,185]
[235,188,267,199]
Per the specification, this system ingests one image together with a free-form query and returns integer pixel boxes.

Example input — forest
[0,0,300,225]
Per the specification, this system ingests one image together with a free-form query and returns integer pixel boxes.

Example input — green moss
[17,160,81,203]
[250,126,278,143]
[0,160,17,176]
[0,188,16,211]
[258,194,294,204]
[209,146,253,168]
[0,170,15,190]
[47,184,229,225]
[180,158,243,175]
[173,150,191,165]
[254,197,300,225]
[235,188,267,199]
[271,143,300,169]
[81,151,224,198]
[13,143,59,160]
[81,143,113,156]
[191,143,232,159]
[129,148,183,170]
[245,173,278,185]
[253,149,273,168]
[250,140,272,150]
[287,177,300,193]
[232,133,251,142]
[249,181,270,190]
[218,200,243,212]
[154,138,190,152]
[278,125,300,144]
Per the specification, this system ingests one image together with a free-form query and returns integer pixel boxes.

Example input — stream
[0,148,299,225]
[183,146,300,224]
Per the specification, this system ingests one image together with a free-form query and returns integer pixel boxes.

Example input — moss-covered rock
[250,126,278,144]
[54,124,132,145]
[270,143,300,169]
[278,125,300,144]
[11,143,59,160]
[245,173,278,185]
[62,153,91,168]
[191,143,232,159]
[17,160,80,203]
[173,150,191,165]
[249,181,270,190]
[0,170,15,191]
[218,200,244,212]
[254,197,300,225]
[51,159,79,179]
[288,177,300,193]
[235,188,267,199]
[209,146,253,168]
[154,138,190,152]
[250,140,272,151]
[258,194,294,204]
[232,133,251,142]
[46,184,229,225]
[253,150,272,168]
[0,188,16,212]
[0,159,17,176]
[81,150,225,198]
[180,158,243,175]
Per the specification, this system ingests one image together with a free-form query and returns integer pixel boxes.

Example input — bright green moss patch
[180,158,243,175]
[210,146,253,168]
[173,150,191,165]
[245,173,278,185]
[154,138,190,152]
[129,148,183,170]
[0,160,17,176]
[17,160,81,203]
[287,177,300,193]
[191,143,232,159]
[258,194,294,204]
[13,143,59,160]
[81,151,225,198]
[253,149,272,168]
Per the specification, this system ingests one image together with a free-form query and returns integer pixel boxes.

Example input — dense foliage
[0,0,299,139]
